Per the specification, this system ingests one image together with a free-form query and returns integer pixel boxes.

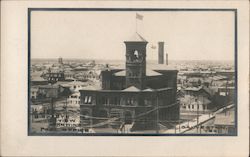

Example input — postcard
[1,0,249,156]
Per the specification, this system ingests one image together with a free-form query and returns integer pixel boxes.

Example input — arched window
[134,50,139,59]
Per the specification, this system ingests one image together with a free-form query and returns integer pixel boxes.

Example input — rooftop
[149,64,177,71]
[123,86,140,92]
[114,69,162,77]
[214,114,234,126]
[126,32,147,42]
[184,86,202,91]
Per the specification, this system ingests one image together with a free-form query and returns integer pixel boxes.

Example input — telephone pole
[64,98,68,130]
[156,92,159,134]
[225,77,229,106]
[49,98,56,131]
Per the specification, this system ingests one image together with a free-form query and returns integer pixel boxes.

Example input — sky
[31,11,234,61]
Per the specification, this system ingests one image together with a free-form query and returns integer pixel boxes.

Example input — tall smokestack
[166,53,168,65]
[158,42,164,64]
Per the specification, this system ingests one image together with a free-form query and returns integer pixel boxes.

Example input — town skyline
[31,57,234,62]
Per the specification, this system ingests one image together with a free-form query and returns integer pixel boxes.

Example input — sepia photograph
[29,8,236,135]
[1,0,250,156]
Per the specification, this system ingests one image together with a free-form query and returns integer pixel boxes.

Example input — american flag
[136,13,143,20]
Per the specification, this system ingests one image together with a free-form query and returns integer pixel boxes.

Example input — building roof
[143,88,153,91]
[188,78,201,83]
[109,63,177,72]
[217,86,235,89]
[149,64,177,71]
[82,84,102,90]
[114,69,162,77]
[180,95,211,105]
[32,76,47,82]
[203,86,218,96]
[122,86,140,92]
[212,75,228,81]
[55,81,87,87]
[38,85,59,89]
[126,32,147,42]
[184,86,202,92]
[214,114,234,126]
[216,70,235,73]
[31,72,47,82]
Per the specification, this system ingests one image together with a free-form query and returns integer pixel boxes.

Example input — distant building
[180,95,211,112]
[214,86,235,108]
[74,70,101,82]
[31,86,39,99]
[37,85,60,98]
[64,71,75,81]
[180,86,212,112]
[56,115,80,128]
[67,92,81,107]
[165,53,168,65]
[79,33,179,131]
[58,57,63,64]
[34,84,71,99]
[31,72,49,86]
[213,105,235,134]
[216,70,234,80]
[44,68,65,83]
[55,80,87,92]
[158,42,164,64]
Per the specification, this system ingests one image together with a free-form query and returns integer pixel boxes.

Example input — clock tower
[124,33,148,90]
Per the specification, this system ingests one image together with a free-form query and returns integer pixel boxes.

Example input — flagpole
[135,13,137,33]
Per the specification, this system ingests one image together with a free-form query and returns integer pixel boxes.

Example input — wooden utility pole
[156,92,159,134]
[49,98,56,131]
[196,100,199,133]
[225,77,229,105]
[64,98,68,130]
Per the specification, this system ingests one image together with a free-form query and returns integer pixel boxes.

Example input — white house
[67,92,81,107]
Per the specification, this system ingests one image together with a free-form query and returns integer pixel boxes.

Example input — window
[127,97,135,105]
[192,105,194,109]
[84,96,88,103]
[203,105,206,110]
[88,96,92,104]
[83,96,92,104]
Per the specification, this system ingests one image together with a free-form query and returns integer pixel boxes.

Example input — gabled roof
[113,70,125,76]
[214,114,234,126]
[114,69,162,77]
[180,95,211,105]
[184,86,202,91]
[143,88,153,91]
[149,64,177,71]
[122,86,140,92]
[126,32,147,42]
[31,76,47,82]
[146,69,162,76]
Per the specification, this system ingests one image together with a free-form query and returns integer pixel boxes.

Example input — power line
[78,102,179,128]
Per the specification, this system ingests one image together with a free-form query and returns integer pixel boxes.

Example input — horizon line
[31,57,234,61]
